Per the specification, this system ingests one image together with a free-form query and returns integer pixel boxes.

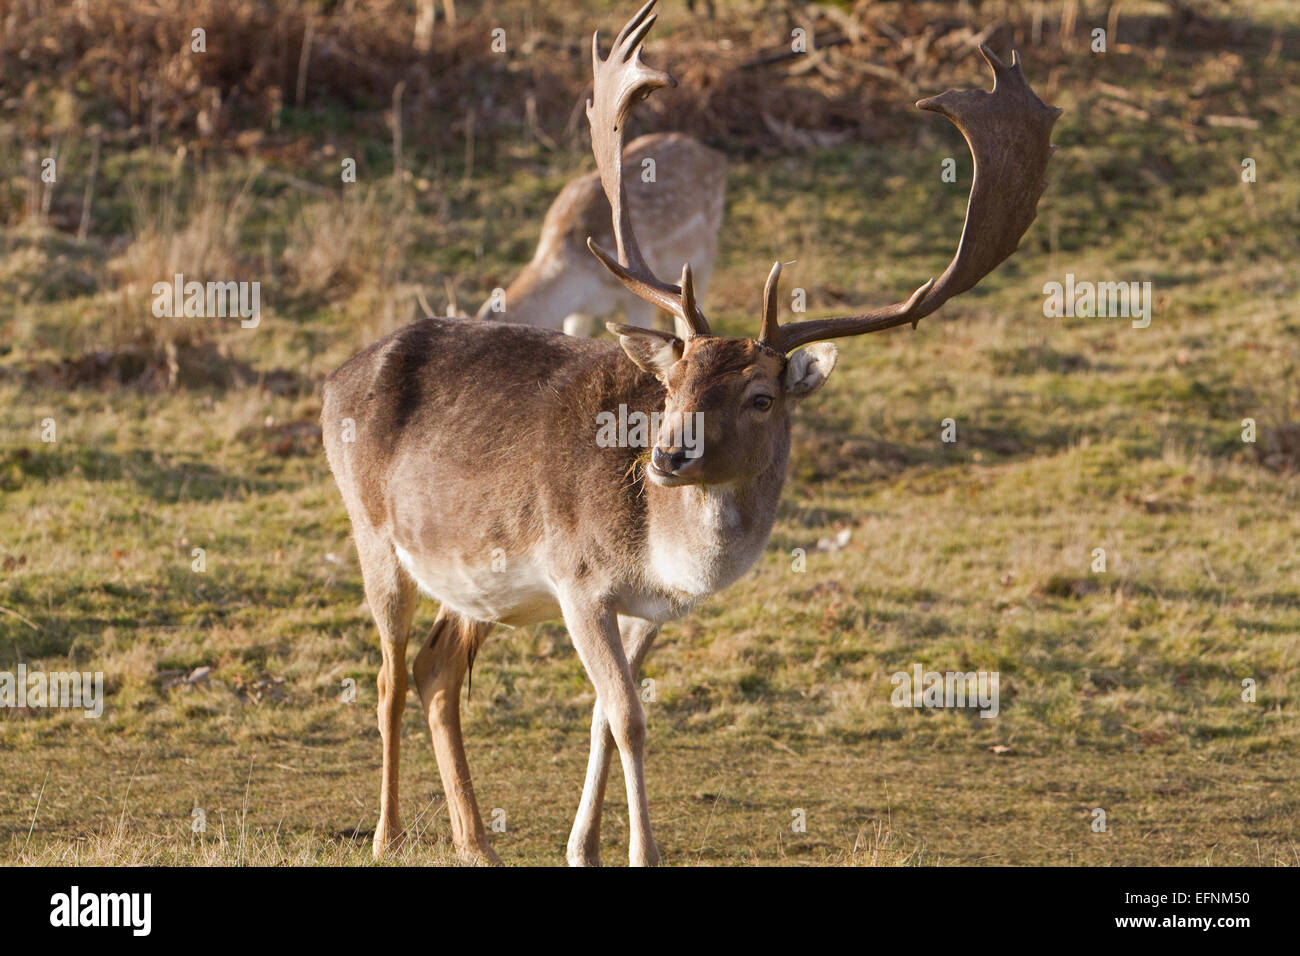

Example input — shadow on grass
[791,414,1083,492]
[0,565,366,659]
[3,446,294,502]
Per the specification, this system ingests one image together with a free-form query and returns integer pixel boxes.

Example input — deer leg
[560,596,659,866]
[354,530,418,860]
[566,616,659,866]
[412,607,500,865]
[562,312,598,337]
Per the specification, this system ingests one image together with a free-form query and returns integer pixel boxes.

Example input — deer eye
[749,395,774,411]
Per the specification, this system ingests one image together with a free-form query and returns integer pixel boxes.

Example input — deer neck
[642,424,790,602]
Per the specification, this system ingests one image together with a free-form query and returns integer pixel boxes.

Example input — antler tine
[758,260,783,348]
[769,44,1061,354]
[679,262,698,321]
[585,0,712,338]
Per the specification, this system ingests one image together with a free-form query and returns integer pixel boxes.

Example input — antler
[761,45,1061,354]
[586,0,711,338]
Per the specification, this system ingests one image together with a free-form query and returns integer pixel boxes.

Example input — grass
[1,0,1299,866]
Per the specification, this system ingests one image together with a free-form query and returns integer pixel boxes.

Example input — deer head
[587,0,1061,488]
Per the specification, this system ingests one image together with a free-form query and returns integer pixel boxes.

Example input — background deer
[475,132,726,338]
[322,0,1059,865]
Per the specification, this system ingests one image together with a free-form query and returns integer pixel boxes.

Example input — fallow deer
[322,0,1060,866]
[475,132,726,339]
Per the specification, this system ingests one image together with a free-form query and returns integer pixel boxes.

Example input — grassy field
[1,0,1298,865]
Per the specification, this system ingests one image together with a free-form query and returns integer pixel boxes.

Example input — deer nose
[652,446,688,475]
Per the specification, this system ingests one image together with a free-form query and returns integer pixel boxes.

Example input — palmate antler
[588,1,1061,353]
[760,45,1062,352]
[586,0,710,338]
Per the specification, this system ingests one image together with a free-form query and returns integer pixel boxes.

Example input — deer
[475,131,726,339]
[321,0,1060,866]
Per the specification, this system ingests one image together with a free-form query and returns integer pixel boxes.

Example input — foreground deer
[476,132,726,338]
[322,0,1059,865]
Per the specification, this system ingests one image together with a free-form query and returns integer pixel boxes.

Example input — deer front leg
[559,596,659,866]
[567,615,659,867]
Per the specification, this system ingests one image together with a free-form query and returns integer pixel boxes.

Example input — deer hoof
[371,822,407,860]
[457,842,503,866]
[566,848,601,867]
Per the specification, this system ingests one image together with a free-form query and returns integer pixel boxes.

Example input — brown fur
[322,316,810,864]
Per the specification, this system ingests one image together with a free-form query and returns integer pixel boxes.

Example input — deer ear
[784,342,838,398]
[608,323,683,383]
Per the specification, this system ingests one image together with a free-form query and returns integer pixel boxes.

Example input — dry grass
[5,0,1279,180]
[281,185,420,344]
[106,175,256,349]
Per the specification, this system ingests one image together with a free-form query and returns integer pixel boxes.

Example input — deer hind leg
[354,529,419,860]
[412,606,500,865]
[566,615,659,867]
